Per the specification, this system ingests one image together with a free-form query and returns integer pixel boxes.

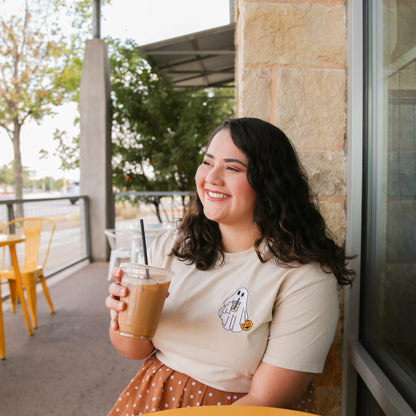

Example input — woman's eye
[227,166,240,172]
[202,160,212,166]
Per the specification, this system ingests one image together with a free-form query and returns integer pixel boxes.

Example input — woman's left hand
[232,362,313,408]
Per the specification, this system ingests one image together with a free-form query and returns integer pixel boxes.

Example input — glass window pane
[361,0,416,410]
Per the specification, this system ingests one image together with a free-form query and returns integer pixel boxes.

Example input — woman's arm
[105,268,155,360]
[109,326,155,360]
[236,269,339,408]
[232,361,313,408]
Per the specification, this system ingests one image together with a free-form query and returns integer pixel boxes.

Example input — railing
[114,191,195,228]
[0,195,91,281]
[0,191,194,300]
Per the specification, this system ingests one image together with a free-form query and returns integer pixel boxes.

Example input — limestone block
[316,199,345,244]
[238,67,272,118]
[242,3,345,66]
[299,150,345,196]
[315,385,341,416]
[277,68,346,150]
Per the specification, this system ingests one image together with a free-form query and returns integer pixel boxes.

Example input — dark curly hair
[171,117,355,285]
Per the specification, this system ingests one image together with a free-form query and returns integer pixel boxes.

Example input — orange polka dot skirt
[107,354,317,415]
[107,355,245,415]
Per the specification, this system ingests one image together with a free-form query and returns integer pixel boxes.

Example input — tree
[39,127,80,172]
[0,162,32,191]
[109,38,234,220]
[0,163,14,189]
[0,0,108,213]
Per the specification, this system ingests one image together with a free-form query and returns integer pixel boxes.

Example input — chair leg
[8,281,18,313]
[0,290,5,359]
[22,275,37,329]
[39,275,54,314]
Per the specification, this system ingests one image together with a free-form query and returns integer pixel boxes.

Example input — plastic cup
[118,263,173,339]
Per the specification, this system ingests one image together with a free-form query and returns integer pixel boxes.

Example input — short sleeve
[262,266,339,373]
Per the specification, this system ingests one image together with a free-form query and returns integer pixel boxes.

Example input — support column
[79,39,113,261]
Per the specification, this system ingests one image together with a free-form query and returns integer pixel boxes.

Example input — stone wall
[235,1,347,415]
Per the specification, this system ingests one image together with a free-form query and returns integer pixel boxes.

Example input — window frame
[343,1,416,415]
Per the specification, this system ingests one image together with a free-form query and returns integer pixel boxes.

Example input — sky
[0,0,230,181]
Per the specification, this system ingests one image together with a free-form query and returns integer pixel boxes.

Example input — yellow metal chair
[0,218,55,329]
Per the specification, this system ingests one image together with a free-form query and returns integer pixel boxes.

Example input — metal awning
[138,24,235,89]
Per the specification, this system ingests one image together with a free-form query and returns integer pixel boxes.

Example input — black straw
[140,219,150,279]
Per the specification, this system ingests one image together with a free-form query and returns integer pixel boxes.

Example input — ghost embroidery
[218,288,253,333]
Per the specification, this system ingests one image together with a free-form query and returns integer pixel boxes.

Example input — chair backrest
[105,229,133,251]
[104,229,117,250]
[3,217,55,270]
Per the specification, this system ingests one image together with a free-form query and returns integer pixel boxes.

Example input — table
[0,234,33,359]
[152,406,317,416]
[129,223,166,263]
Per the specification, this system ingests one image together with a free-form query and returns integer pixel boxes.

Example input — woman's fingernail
[118,301,124,310]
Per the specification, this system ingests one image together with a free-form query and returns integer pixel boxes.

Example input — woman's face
[195,129,257,229]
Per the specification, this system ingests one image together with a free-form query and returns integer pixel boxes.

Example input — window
[357,376,387,416]
[361,0,416,411]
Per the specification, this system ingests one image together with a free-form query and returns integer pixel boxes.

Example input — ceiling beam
[140,50,235,56]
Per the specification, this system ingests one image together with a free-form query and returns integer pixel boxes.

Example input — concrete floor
[0,262,143,416]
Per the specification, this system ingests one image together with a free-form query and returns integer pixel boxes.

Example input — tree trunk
[12,119,24,218]
[150,198,162,223]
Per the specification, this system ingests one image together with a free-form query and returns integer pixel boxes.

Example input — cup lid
[120,262,174,282]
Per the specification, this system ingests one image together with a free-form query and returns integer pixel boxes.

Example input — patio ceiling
[137,24,235,89]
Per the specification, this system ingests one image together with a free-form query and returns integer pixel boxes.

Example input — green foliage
[108,38,234,196]
[0,162,32,188]
[0,161,67,193]
[31,176,63,192]
[0,163,14,186]
[39,128,80,171]
[0,0,80,132]
[0,0,111,201]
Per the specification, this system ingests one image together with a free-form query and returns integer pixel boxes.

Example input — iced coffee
[118,263,173,339]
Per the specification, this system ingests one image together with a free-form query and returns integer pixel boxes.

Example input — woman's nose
[206,166,224,185]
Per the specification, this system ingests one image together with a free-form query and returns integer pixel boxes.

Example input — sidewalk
[0,262,143,416]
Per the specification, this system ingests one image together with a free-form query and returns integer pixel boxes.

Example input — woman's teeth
[207,191,228,199]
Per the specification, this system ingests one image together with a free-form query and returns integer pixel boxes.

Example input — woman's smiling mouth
[206,190,230,200]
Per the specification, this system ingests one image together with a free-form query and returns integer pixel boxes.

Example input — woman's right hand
[105,267,156,360]
[105,267,128,331]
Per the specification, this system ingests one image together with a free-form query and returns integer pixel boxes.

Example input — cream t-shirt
[149,228,339,393]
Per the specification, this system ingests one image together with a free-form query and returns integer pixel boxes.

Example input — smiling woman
[195,129,257,246]
[105,117,355,415]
